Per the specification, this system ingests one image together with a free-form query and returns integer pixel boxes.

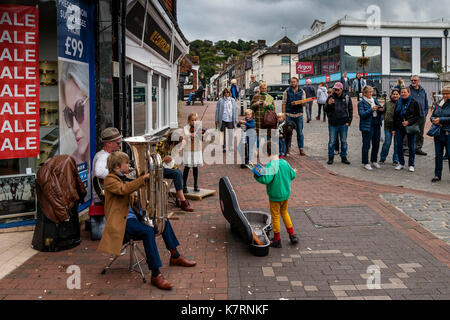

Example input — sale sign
[296,62,313,74]
[0,5,39,159]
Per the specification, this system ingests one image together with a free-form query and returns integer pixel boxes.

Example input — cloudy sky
[178,0,450,45]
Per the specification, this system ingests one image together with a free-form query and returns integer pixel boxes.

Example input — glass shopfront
[342,37,381,73]
[298,38,341,76]
[390,38,412,72]
[421,38,442,73]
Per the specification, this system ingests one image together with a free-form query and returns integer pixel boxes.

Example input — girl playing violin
[182,113,204,193]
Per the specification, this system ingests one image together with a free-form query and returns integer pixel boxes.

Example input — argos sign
[296,62,313,74]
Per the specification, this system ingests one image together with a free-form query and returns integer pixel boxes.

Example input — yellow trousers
[269,200,293,234]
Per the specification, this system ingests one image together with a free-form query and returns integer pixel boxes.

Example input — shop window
[161,77,168,127]
[343,45,381,73]
[132,66,148,136]
[152,74,160,131]
[391,38,412,72]
[421,38,442,73]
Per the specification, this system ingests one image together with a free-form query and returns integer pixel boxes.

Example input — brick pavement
[0,100,449,300]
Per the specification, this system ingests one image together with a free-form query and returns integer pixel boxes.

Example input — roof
[298,17,450,46]
[310,19,325,30]
[258,37,297,58]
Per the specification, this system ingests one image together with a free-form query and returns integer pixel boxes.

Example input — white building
[297,17,450,97]
[124,0,189,136]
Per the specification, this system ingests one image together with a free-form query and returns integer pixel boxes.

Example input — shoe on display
[371,162,381,169]
[409,166,415,172]
[364,164,373,171]
[395,164,404,170]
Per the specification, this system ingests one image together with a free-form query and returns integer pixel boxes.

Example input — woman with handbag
[250,81,276,155]
[430,85,450,182]
[215,88,238,153]
[393,87,421,172]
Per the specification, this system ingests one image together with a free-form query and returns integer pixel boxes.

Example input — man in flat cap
[89,128,123,239]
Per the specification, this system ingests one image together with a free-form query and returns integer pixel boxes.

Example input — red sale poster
[0,5,39,159]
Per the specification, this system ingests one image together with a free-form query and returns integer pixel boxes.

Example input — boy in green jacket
[254,153,298,248]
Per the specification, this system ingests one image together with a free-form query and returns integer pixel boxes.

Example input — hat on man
[333,82,344,90]
[101,127,122,142]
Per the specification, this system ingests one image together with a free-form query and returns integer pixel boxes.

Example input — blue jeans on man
[286,115,304,152]
[328,125,348,158]
[361,126,381,164]
[434,134,450,178]
[187,92,195,105]
[279,138,286,157]
[125,218,179,271]
[395,130,416,167]
[380,129,399,163]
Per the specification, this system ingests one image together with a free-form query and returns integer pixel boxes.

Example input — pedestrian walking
[394,87,421,172]
[231,79,239,100]
[282,77,307,156]
[316,82,328,121]
[324,82,352,165]
[409,75,429,156]
[340,71,350,96]
[352,73,366,102]
[215,88,238,153]
[304,79,316,123]
[380,89,400,165]
[358,86,385,170]
[251,81,275,154]
[430,85,450,182]
[248,75,258,103]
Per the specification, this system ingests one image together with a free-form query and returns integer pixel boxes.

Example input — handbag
[405,122,420,135]
[263,110,278,129]
[426,124,441,137]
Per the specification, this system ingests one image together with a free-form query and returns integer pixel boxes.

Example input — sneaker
[395,164,404,170]
[371,162,381,169]
[289,234,299,244]
[409,166,415,172]
[364,164,373,171]
[270,239,282,248]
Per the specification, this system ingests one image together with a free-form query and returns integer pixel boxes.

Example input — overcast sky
[178,0,450,45]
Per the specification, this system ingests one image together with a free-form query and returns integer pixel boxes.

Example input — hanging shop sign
[0,5,39,160]
[57,0,95,210]
[143,12,171,61]
[296,62,313,74]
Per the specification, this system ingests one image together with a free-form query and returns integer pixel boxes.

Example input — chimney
[257,40,266,48]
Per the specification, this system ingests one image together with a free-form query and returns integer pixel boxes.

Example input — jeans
[415,115,426,151]
[306,101,313,121]
[188,92,195,104]
[434,134,450,178]
[328,125,348,158]
[286,115,304,151]
[163,168,183,191]
[361,126,381,164]
[125,219,179,270]
[238,129,256,163]
[396,130,416,167]
[279,138,286,156]
[380,129,399,163]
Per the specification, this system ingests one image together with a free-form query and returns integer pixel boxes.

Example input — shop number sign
[0,5,40,160]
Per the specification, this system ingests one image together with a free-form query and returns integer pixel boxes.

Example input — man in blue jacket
[409,75,429,156]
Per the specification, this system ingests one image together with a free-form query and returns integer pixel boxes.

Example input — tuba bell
[124,135,169,235]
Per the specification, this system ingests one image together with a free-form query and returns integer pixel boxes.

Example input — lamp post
[444,29,449,73]
[360,40,368,77]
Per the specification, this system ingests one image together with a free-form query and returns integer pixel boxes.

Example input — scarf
[396,96,412,118]
[224,97,233,117]
[363,96,377,117]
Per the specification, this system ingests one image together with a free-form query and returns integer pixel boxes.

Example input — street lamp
[444,29,448,73]
[360,40,368,76]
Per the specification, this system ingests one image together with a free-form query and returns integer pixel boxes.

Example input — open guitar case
[219,176,272,256]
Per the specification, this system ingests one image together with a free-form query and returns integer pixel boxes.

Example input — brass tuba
[124,136,169,235]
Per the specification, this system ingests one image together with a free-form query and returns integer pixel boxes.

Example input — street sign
[296,62,313,74]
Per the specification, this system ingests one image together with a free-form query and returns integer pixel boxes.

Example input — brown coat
[36,155,87,224]
[97,173,146,256]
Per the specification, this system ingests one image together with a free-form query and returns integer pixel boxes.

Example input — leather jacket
[36,155,87,224]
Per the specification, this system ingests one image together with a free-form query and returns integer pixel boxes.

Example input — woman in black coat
[393,87,421,172]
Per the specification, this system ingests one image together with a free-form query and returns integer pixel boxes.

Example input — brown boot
[179,199,193,212]
[300,149,306,156]
[150,274,173,290]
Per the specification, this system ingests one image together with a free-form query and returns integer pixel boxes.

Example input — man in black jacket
[304,79,316,123]
[324,82,353,165]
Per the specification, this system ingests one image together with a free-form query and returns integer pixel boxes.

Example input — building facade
[297,18,450,97]
[0,0,189,228]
